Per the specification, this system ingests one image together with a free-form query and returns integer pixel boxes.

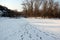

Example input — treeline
[0,0,60,18]
[22,0,60,18]
[0,5,22,17]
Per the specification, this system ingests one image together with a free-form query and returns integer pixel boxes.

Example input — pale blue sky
[0,0,23,11]
[0,0,60,11]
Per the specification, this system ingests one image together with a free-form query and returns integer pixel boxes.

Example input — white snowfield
[0,17,60,40]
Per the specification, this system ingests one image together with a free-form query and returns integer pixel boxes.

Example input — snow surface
[26,18,60,39]
[0,17,60,40]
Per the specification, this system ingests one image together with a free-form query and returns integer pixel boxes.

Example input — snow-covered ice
[0,17,60,40]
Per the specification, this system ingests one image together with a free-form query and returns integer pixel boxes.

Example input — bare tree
[53,2,59,17]
[22,0,43,17]
[34,0,43,17]
[42,0,48,17]
[22,0,34,17]
[22,0,60,18]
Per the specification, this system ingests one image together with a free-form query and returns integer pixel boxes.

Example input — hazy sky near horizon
[0,0,60,11]
[0,0,23,11]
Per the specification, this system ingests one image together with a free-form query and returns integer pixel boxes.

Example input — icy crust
[0,18,59,40]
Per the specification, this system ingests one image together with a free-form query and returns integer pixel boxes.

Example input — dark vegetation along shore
[0,0,60,18]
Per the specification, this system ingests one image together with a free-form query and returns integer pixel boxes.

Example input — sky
[0,0,60,11]
[0,0,23,11]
